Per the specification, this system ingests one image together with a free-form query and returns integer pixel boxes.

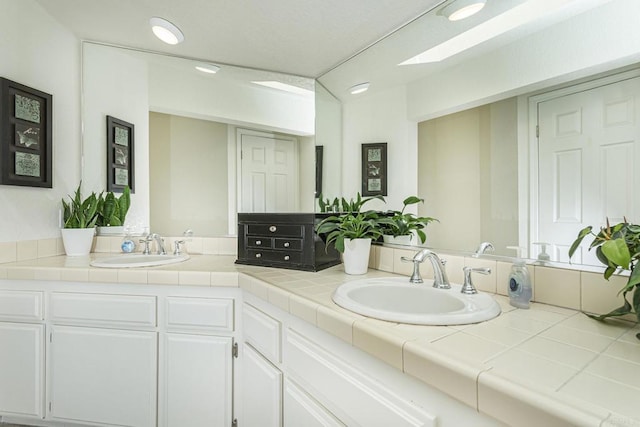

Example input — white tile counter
[0,253,638,426]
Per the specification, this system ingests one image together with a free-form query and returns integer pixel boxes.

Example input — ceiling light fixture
[252,81,314,96]
[440,0,486,21]
[195,64,220,74]
[349,82,370,95]
[150,17,184,45]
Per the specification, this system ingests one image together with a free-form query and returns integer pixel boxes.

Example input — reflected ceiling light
[150,17,184,45]
[400,0,578,65]
[349,82,370,95]
[440,0,486,21]
[252,81,314,96]
[195,64,220,74]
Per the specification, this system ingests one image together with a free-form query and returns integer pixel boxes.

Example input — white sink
[90,254,190,268]
[332,277,501,325]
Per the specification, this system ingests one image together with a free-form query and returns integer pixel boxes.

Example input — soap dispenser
[506,246,532,309]
[533,242,551,263]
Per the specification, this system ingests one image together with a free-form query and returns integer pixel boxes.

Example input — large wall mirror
[82,41,343,237]
[318,0,640,268]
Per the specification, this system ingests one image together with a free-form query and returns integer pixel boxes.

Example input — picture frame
[361,142,387,196]
[0,77,52,188]
[315,145,323,198]
[106,115,135,193]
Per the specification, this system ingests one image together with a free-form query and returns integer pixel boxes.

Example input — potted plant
[569,219,640,340]
[380,196,438,245]
[61,183,100,256]
[96,186,131,235]
[316,194,391,275]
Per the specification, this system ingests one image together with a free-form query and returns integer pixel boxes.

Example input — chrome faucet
[461,267,491,294]
[150,233,166,255]
[402,249,451,289]
[474,241,494,257]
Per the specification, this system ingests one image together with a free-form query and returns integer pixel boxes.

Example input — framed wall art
[361,142,387,196]
[106,115,135,193]
[0,77,52,188]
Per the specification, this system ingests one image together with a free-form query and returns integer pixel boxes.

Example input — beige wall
[149,113,229,236]
[418,98,518,255]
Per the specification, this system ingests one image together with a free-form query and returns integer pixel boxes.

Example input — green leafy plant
[318,192,384,213]
[380,196,438,244]
[569,219,640,333]
[316,193,392,253]
[62,183,100,229]
[96,186,131,227]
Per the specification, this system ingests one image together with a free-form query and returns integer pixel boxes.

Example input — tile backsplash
[371,245,635,322]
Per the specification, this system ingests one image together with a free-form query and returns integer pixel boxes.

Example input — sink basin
[332,277,501,325]
[90,254,190,268]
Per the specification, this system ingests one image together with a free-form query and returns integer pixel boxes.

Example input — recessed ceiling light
[150,17,184,45]
[252,81,314,96]
[349,82,370,95]
[440,0,486,21]
[195,64,220,74]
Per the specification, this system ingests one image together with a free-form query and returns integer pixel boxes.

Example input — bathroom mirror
[81,41,336,236]
[317,0,640,267]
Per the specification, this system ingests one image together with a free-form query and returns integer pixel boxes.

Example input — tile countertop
[0,254,639,427]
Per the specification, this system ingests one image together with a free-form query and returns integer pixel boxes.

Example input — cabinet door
[160,333,233,427]
[242,343,282,427]
[48,326,157,427]
[284,378,344,427]
[0,323,44,418]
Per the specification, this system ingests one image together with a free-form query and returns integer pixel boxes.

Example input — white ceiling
[35,0,445,78]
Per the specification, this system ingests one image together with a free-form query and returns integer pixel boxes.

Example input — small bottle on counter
[506,246,532,309]
[121,228,136,253]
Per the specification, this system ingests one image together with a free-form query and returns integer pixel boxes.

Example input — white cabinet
[48,325,157,427]
[0,322,44,418]
[242,343,283,427]
[160,333,233,427]
[284,378,344,427]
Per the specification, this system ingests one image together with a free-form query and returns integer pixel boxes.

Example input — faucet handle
[461,267,491,295]
[401,256,424,264]
[139,238,151,255]
[173,240,185,256]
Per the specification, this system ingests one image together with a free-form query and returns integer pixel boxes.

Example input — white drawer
[0,290,43,322]
[50,293,156,328]
[165,297,234,332]
[243,303,281,364]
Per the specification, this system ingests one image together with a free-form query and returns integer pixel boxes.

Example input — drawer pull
[284,255,290,261]
[283,242,290,248]
[269,225,277,232]
[255,240,262,245]
[255,253,262,258]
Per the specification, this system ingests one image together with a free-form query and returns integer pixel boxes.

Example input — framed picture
[361,142,387,196]
[315,145,323,198]
[106,115,135,193]
[0,78,52,188]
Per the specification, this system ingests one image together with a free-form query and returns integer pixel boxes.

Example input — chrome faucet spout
[401,249,450,288]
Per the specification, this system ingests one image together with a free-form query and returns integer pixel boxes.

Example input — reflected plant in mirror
[380,196,438,245]
[569,219,640,336]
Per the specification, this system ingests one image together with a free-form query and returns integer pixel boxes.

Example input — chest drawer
[247,224,303,237]
[50,292,156,328]
[247,237,272,248]
[248,250,303,264]
[0,290,43,322]
[165,297,234,333]
[274,238,302,251]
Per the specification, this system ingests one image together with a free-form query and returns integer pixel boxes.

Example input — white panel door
[0,323,44,418]
[48,326,157,427]
[242,343,282,427]
[284,378,344,427]
[537,76,640,264]
[160,333,233,427]
[240,130,298,213]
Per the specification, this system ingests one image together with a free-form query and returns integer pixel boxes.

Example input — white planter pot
[96,226,125,236]
[382,234,414,246]
[342,238,372,275]
[61,228,95,256]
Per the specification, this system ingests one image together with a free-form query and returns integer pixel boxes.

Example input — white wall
[83,43,150,233]
[0,0,80,242]
[315,84,342,203]
[342,87,417,213]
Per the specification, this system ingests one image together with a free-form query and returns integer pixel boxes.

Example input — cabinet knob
[283,242,290,248]
[269,225,277,232]
[284,255,290,261]
[255,253,262,258]
[255,240,262,245]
